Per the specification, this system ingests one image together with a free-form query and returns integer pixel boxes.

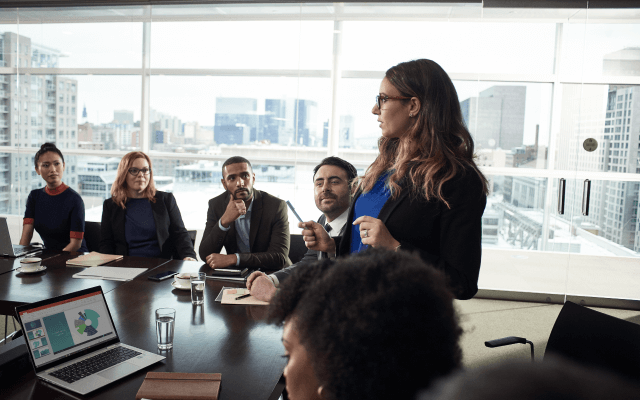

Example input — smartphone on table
[148,271,178,281]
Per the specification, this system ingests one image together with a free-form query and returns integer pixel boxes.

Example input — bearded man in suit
[246,156,357,301]
[199,156,291,271]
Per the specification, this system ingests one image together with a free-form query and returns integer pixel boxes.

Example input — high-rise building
[460,85,526,151]
[0,31,78,214]
[339,115,354,148]
[215,98,259,145]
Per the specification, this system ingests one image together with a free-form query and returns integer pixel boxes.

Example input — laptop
[0,217,43,257]
[15,286,165,395]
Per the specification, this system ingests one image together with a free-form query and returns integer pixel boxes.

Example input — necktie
[325,224,332,234]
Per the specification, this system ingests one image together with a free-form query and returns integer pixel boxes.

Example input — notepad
[220,288,269,305]
[72,266,147,281]
[66,252,123,267]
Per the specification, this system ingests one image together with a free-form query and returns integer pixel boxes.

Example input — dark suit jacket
[198,189,291,271]
[337,168,487,300]
[273,214,348,283]
[99,191,196,260]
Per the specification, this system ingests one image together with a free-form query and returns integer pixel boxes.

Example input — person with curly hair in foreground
[268,248,462,400]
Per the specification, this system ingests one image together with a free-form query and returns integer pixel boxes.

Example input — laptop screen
[17,289,117,369]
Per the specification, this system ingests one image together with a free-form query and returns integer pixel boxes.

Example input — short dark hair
[221,156,252,176]
[34,142,64,168]
[420,356,640,400]
[269,248,462,400]
[312,156,357,184]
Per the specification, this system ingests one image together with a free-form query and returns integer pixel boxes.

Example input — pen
[235,293,251,300]
[286,200,303,223]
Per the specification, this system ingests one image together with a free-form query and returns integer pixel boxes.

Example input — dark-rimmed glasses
[128,167,151,176]
[376,94,411,109]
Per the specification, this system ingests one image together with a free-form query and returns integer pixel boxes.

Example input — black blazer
[198,189,291,271]
[99,191,196,260]
[337,168,487,300]
[273,214,347,283]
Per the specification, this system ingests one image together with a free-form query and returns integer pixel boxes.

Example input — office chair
[288,234,307,264]
[187,230,197,247]
[84,221,101,252]
[485,301,640,383]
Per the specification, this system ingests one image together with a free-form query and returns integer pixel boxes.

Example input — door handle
[557,178,566,215]
[582,179,591,216]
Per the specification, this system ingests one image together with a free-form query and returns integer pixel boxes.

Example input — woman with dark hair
[269,249,462,400]
[100,151,196,260]
[301,59,488,299]
[20,143,88,252]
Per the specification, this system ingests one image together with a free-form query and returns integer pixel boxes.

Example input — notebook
[15,286,165,396]
[66,252,123,267]
[135,372,222,400]
[0,217,43,258]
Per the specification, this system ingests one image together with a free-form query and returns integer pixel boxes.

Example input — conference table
[0,253,287,400]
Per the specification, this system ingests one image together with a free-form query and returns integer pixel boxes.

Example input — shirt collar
[326,208,349,236]
[45,183,69,196]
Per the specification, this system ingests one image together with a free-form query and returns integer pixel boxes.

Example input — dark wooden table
[0,252,170,315]
[0,249,62,276]
[1,259,286,400]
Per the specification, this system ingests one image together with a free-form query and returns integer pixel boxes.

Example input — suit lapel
[377,188,409,224]
[248,190,263,250]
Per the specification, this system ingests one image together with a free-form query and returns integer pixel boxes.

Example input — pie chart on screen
[74,309,100,336]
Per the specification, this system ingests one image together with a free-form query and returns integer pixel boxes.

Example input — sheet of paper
[220,288,269,306]
[72,266,148,281]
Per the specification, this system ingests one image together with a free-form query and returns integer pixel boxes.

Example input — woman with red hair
[100,151,196,260]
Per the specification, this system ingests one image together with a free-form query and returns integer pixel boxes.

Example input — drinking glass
[190,272,206,305]
[155,308,175,350]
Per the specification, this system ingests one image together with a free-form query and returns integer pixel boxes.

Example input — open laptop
[0,217,42,257]
[15,286,165,395]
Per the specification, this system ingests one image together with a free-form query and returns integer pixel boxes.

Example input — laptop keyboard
[49,347,141,384]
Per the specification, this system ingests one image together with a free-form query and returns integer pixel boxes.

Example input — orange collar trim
[45,183,69,196]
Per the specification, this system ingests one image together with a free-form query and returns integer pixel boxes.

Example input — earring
[409,113,413,117]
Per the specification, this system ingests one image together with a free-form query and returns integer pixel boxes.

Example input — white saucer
[171,281,190,290]
[17,266,47,274]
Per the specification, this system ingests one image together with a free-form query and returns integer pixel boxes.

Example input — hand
[299,221,335,254]
[246,271,267,289]
[247,274,277,302]
[183,257,197,261]
[353,215,400,250]
[220,196,247,228]
[205,253,237,269]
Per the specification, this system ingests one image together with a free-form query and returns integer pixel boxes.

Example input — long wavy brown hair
[357,59,488,207]
[111,151,156,209]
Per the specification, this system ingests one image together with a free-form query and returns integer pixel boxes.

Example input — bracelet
[394,243,401,252]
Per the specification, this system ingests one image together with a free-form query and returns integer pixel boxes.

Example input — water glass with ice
[155,308,175,350]
[191,272,206,305]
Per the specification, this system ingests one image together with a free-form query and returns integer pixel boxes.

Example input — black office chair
[84,221,101,252]
[187,230,197,247]
[485,301,640,383]
[289,234,308,264]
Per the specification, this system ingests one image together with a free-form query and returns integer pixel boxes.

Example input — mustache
[320,193,337,200]
[235,188,249,194]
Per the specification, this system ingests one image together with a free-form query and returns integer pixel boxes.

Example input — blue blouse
[125,198,161,258]
[350,172,392,253]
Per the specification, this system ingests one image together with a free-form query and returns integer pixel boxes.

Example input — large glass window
[0,3,639,304]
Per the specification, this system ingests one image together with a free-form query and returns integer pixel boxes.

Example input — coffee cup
[174,273,193,287]
[20,257,42,272]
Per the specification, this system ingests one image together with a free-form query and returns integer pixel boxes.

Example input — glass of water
[190,272,206,305]
[155,308,175,350]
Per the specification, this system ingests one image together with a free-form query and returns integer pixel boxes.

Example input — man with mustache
[199,156,291,271]
[246,156,357,301]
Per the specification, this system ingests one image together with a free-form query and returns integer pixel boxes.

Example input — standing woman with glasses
[20,143,88,252]
[100,151,197,260]
[300,59,488,300]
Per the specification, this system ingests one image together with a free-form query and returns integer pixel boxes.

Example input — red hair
[111,151,156,209]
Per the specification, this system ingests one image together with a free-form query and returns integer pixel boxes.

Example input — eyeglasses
[376,94,411,110]
[128,167,151,176]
